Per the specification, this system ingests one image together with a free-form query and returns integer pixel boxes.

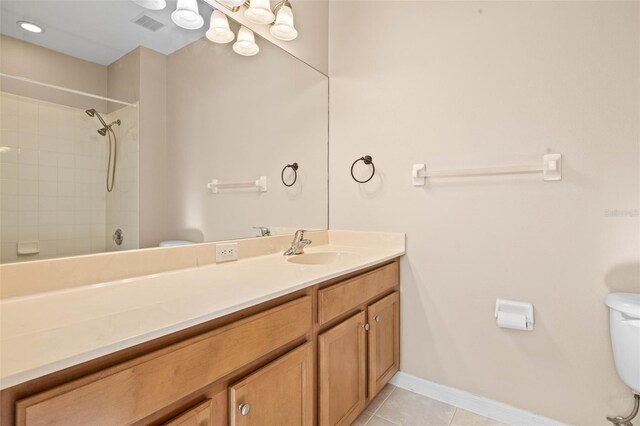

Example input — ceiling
[0,0,214,66]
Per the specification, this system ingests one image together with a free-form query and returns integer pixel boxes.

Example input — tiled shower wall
[0,92,139,263]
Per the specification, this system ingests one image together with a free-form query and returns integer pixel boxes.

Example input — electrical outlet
[216,243,238,263]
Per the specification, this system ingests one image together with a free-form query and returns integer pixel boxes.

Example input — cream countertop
[0,231,404,390]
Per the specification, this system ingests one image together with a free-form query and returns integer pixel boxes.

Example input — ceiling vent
[131,13,166,32]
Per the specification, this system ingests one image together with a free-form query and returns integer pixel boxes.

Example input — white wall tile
[1,194,18,209]
[1,226,18,243]
[19,149,38,165]
[38,210,57,226]
[38,224,58,241]
[1,179,18,195]
[1,95,18,117]
[57,153,74,168]
[1,243,18,262]
[1,210,18,226]
[39,180,57,196]
[38,196,57,211]
[57,209,75,225]
[1,92,135,262]
[19,164,38,181]
[18,195,38,211]
[38,151,57,167]
[58,167,74,182]
[1,163,18,180]
[19,131,38,150]
[0,131,19,148]
[18,225,38,240]
[0,147,19,163]
[58,181,75,197]
[18,210,38,226]
[19,180,38,196]
[38,240,58,258]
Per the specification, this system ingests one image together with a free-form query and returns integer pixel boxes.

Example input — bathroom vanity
[0,232,404,426]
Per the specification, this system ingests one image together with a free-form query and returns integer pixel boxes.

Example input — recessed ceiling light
[16,21,43,33]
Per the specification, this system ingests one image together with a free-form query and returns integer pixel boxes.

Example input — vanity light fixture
[131,0,167,10]
[171,0,204,30]
[216,0,245,7]
[206,10,235,43]
[233,25,259,56]
[270,0,297,41]
[16,21,43,33]
[244,0,275,25]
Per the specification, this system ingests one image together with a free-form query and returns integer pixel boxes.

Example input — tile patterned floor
[353,385,507,426]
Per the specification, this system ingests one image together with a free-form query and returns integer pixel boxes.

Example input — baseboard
[389,372,568,426]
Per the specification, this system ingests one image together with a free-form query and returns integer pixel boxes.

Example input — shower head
[85,108,108,128]
[96,119,121,136]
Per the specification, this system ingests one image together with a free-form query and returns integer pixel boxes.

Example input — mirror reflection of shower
[85,108,121,192]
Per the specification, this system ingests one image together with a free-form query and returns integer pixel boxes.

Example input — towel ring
[351,155,375,183]
[281,162,299,187]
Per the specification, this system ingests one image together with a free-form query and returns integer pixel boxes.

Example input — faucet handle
[253,226,271,237]
[293,229,307,239]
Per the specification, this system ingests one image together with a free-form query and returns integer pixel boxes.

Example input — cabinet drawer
[318,262,398,325]
[16,296,312,426]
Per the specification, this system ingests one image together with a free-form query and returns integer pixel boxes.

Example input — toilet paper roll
[496,311,528,330]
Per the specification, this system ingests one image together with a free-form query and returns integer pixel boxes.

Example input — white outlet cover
[216,242,238,263]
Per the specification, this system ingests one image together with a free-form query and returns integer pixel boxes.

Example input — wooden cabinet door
[368,292,400,399]
[164,400,213,426]
[229,343,314,426]
[318,311,367,426]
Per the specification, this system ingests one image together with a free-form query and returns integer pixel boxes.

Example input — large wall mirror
[0,0,328,263]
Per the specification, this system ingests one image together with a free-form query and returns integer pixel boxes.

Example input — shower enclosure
[0,78,139,263]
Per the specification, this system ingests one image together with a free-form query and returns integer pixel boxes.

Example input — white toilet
[159,240,194,247]
[606,293,640,394]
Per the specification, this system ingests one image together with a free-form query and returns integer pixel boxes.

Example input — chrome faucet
[284,229,312,256]
[253,226,271,237]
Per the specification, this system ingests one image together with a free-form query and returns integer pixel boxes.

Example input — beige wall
[107,47,168,248]
[0,35,108,111]
[138,48,168,248]
[328,1,640,424]
[107,48,140,111]
[164,37,328,242]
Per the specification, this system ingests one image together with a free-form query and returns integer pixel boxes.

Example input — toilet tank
[606,293,640,394]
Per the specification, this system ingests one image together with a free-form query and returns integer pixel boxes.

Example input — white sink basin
[287,252,356,265]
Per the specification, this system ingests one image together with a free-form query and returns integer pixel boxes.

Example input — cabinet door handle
[361,323,370,331]
[373,315,380,322]
[239,403,251,416]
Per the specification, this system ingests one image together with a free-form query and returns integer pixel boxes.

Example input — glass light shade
[233,26,259,56]
[132,0,166,10]
[171,0,204,30]
[244,0,274,24]
[206,11,234,43]
[269,5,297,41]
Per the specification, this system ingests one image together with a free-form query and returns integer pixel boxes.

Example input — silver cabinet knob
[361,323,370,331]
[374,315,380,322]
[239,403,251,416]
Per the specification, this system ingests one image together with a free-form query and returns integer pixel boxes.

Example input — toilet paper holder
[495,299,535,331]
